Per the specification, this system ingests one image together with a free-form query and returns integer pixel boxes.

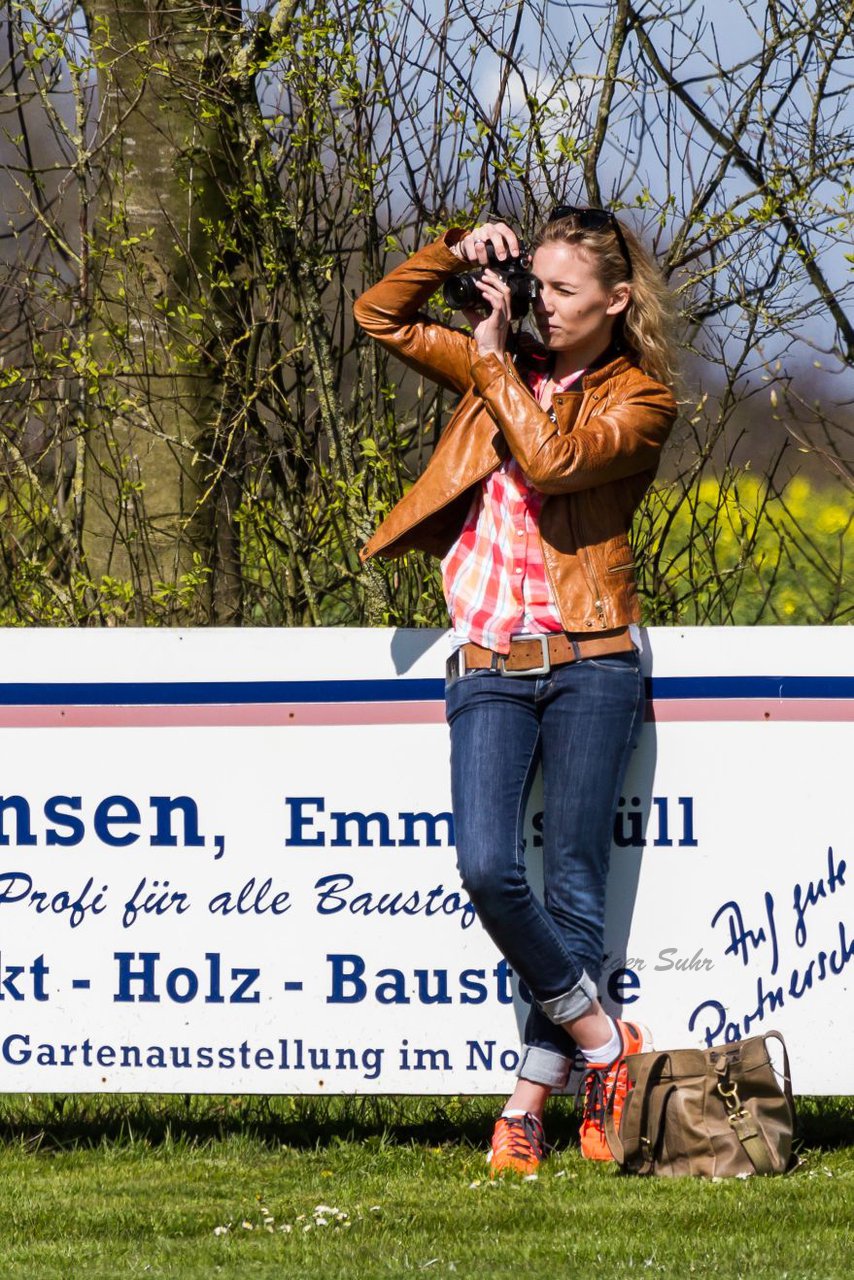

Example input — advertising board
[0,627,850,1094]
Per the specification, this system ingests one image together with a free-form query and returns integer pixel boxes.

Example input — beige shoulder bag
[604,1030,796,1177]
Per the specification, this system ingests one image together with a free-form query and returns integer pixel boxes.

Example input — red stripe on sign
[0,702,448,728]
[647,698,854,723]
[0,699,850,729]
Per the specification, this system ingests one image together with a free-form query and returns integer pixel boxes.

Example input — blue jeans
[446,650,645,1090]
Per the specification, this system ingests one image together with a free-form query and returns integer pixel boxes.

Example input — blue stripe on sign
[0,675,850,707]
[648,676,854,700]
[0,679,443,706]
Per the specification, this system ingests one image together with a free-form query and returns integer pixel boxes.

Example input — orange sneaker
[487,1112,546,1177]
[578,1020,652,1161]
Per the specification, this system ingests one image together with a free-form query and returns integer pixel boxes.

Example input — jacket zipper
[563,479,606,626]
[536,524,568,630]
[579,536,607,626]
[544,499,606,630]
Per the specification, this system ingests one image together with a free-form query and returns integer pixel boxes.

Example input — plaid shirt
[442,366,584,654]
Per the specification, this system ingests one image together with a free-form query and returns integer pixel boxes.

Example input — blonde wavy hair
[532,213,678,388]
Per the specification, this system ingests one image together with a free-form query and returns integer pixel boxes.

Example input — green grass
[0,1094,851,1278]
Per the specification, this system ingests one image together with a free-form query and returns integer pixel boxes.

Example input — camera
[443,243,538,319]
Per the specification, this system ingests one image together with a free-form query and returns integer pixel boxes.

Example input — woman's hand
[451,220,521,267]
[463,270,513,359]
[451,221,520,359]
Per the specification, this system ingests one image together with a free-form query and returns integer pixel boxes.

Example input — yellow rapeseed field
[638,475,852,624]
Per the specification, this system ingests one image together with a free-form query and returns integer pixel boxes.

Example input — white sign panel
[0,627,850,1095]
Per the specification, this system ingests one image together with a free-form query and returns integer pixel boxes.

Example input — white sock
[500,1108,529,1118]
[580,1018,621,1065]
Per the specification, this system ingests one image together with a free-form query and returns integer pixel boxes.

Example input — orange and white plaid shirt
[442,366,584,654]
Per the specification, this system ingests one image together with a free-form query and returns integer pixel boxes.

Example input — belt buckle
[448,648,468,680]
[499,633,551,677]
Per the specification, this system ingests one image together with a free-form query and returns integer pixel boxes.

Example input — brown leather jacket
[355,231,677,633]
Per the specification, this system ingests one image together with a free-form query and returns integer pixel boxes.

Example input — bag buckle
[716,1077,742,1116]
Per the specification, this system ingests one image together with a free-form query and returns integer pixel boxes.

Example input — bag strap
[718,1085,776,1175]
[604,1051,673,1171]
[764,1028,796,1120]
[714,1029,796,1176]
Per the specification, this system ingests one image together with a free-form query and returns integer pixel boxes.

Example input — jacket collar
[581,352,634,389]
[512,334,634,390]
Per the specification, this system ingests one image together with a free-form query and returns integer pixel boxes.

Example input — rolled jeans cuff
[517,1045,571,1090]
[539,969,598,1025]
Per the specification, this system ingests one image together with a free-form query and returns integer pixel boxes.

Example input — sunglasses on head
[548,205,633,280]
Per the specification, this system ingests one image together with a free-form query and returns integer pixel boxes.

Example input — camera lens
[442,274,482,310]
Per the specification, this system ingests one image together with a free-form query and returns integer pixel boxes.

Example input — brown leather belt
[447,628,636,678]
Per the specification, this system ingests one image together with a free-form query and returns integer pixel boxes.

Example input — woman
[355,210,678,1173]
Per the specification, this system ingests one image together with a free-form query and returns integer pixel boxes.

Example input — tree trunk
[81,1,244,623]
